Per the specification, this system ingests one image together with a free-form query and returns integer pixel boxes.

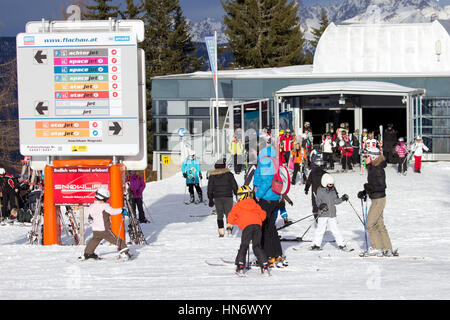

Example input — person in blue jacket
[181,150,203,203]
[253,144,287,268]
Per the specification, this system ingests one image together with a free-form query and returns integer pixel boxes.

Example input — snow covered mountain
[189,0,450,44]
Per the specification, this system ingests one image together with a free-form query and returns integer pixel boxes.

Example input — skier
[291,143,307,185]
[275,195,293,226]
[253,144,287,268]
[280,129,294,165]
[207,158,238,237]
[310,173,351,251]
[181,150,203,203]
[304,158,328,220]
[338,134,354,172]
[228,135,243,174]
[383,123,398,164]
[394,137,409,175]
[357,148,395,257]
[411,136,430,173]
[227,185,269,275]
[0,168,19,221]
[127,171,148,223]
[321,132,336,171]
[363,131,381,151]
[350,129,361,167]
[82,187,131,260]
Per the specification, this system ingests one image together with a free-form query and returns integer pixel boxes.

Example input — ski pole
[347,200,364,226]
[361,198,369,252]
[276,213,314,231]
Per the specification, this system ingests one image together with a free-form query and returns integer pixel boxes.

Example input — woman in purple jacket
[127,171,149,223]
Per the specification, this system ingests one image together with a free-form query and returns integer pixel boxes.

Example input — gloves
[357,190,367,200]
[122,209,129,216]
[318,203,328,212]
[363,183,373,193]
[183,173,187,178]
[341,194,349,202]
[304,188,309,195]
[208,199,214,208]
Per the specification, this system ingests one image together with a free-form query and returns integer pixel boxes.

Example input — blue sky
[0,0,449,36]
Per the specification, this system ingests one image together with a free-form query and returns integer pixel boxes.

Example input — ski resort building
[152,20,450,179]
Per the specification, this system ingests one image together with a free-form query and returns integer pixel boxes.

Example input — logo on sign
[24,36,35,45]
[115,36,130,42]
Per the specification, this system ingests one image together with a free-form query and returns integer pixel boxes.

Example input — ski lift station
[152,20,450,180]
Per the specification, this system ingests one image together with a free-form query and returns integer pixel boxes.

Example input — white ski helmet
[0,168,5,175]
[321,173,334,187]
[95,187,110,201]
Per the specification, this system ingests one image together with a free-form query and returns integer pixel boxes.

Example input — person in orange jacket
[291,143,308,185]
[227,185,269,275]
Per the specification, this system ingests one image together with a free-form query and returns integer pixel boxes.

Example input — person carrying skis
[357,148,395,257]
[207,158,238,237]
[310,173,351,251]
[305,158,328,220]
[127,171,148,223]
[253,144,287,268]
[227,185,269,275]
[181,150,203,203]
[363,131,380,151]
[394,137,409,175]
[411,136,430,173]
[82,187,131,260]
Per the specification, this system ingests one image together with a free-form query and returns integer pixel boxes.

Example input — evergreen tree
[119,0,144,19]
[221,0,306,68]
[141,0,203,169]
[84,0,119,20]
[310,8,329,50]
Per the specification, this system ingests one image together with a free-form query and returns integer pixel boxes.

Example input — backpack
[261,155,291,196]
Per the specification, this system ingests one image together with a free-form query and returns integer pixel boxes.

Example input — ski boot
[260,262,270,275]
[359,247,384,257]
[218,228,225,238]
[338,245,354,252]
[310,245,322,251]
[226,224,234,236]
[189,194,195,203]
[268,257,276,268]
[235,263,245,276]
[383,248,399,257]
[283,218,292,226]
[118,248,133,260]
[81,253,101,260]
[275,256,288,268]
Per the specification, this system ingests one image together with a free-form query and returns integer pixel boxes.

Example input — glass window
[189,118,210,134]
[189,107,210,116]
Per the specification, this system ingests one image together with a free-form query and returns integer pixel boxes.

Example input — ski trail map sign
[16,33,140,156]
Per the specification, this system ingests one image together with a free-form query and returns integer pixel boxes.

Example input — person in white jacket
[82,187,131,260]
[411,136,429,173]
[321,132,336,170]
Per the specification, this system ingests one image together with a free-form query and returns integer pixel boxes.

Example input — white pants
[313,217,345,247]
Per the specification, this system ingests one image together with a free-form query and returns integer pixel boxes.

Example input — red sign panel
[53,166,110,205]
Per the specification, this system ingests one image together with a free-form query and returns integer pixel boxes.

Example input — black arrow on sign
[109,122,122,135]
[34,50,47,64]
[35,102,48,115]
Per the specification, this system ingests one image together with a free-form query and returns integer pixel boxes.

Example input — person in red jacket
[227,185,269,275]
[338,133,354,172]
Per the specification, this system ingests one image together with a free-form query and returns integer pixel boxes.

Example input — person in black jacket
[383,123,397,163]
[207,159,238,237]
[358,148,394,257]
[304,158,328,220]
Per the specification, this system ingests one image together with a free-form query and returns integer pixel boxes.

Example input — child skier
[321,132,336,170]
[82,187,131,260]
[291,143,307,185]
[311,173,351,251]
[275,195,293,226]
[181,150,203,203]
[227,185,269,275]
[394,137,409,175]
[411,136,429,173]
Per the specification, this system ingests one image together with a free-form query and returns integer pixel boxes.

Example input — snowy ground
[1,161,450,300]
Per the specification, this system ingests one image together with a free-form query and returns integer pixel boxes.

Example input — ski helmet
[237,185,253,202]
[398,137,404,142]
[95,187,110,201]
[0,168,5,175]
[321,173,334,187]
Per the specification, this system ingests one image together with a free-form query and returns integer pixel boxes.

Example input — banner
[53,166,110,205]
[205,34,218,95]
